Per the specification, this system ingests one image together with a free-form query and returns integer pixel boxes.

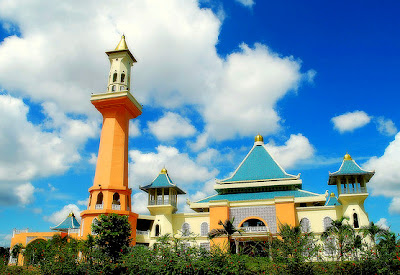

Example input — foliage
[11,243,24,259]
[92,213,132,263]
[208,219,242,253]
[0,246,10,266]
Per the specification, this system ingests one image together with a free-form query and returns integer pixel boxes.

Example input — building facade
[9,36,375,264]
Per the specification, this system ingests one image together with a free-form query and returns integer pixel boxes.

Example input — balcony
[95,204,103,210]
[112,204,121,210]
[68,229,80,234]
[149,199,176,207]
[240,226,268,233]
[9,257,17,264]
[340,187,367,195]
[136,230,150,236]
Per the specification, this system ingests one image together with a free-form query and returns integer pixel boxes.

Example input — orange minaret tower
[80,35,142,244]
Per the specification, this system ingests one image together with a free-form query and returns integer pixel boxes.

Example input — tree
[361,221,388,254]
[92,213,132,262]
[322,216,354,261]
[208,219,241,253]
[10,243,24,265]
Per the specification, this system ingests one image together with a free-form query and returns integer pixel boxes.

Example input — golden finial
[160,168,167,174]
[68,212,74,217]
[115,34,128,51]
[255,134,264,142]
[344,153,352,160]
[330,192,335,197]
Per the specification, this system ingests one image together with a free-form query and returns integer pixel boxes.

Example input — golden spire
[344,153,352,160]
[115,34,128,51]
[330,192,335,197]
[160,168,167,174]
[255,134,264,142]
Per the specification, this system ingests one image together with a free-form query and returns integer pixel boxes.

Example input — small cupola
[255,134,264,145]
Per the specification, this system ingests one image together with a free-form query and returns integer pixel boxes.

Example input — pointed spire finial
[115,34,128,51]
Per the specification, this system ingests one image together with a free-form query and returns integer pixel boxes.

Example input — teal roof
[50,213,80,232]
[220,145,296,183]
[330,159,373,176]
[140,171,186,194]
[325,195,340,206]
[195,189,319,203]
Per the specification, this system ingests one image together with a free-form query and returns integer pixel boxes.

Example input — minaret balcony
[149,199,177,207]
[339,186,367,195]
[240,226,268,233]
[112,204,121,210]
[95,204,104,210]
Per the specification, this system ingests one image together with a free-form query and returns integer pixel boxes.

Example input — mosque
[9,36,375,264]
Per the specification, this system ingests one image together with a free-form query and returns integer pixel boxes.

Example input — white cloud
[0,94,97,206]
[44,204,81,225]
[375,116,397,136]
[77,199,89,207]
[131,192,149,214]
[15,182,35,205]
[129,145,218,188]
[235,0,255,8]
[376,218,390,230]
[389,197,400,215]
[89,153,97,165]
[129,120,141,138]
[148,112,196,141]
[264,134,315,169]
[364,132,400,214]
[201,43,311,143]
[331,111,371,133]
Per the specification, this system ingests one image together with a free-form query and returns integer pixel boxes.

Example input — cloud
[364,132,400,214]
[15,183,35,205]
[375,116,397,136]
[389,197,400,215]
[77,199,89,207]
[89,153,97,165]
[129,120,141,138]
[376,218,390,230]
[44,204,81,225]
[201,43,312,144]
[0,94,97,206]
[128,145,218,188]
[131,192,149,214]
[331,111,371,133]
[148,112,196,141]
[264,134,315,169]
[235,0,255,8]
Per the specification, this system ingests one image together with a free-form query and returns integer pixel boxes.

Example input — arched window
[113,72,117,82]
[113,193,120,205]
[121,73,125,83]
[112,85,116,92]
[96,192,103,205]
[353,213,359,228]
[323,217,333,231]
[300,218,311,233]
[200,222,209,236]
[91,218,98,235]
[127,195,130,210]
[181,223,190,236]
[155,224,160,236]
[88,194,92,208]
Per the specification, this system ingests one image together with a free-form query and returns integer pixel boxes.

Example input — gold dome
[255,134,264,142]
[115,35,128,51]
[160,168,167,174]
[344,153,352,160]
[330,192,335,197]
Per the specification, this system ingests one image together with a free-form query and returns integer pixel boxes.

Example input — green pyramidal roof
[140,169,186,194]
[50,213,80,232]
[219,144,297,183]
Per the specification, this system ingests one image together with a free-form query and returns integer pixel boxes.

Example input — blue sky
[0,0,399,246]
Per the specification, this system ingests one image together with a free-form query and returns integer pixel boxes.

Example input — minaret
[80,35,142,243]
[328,153,375,229]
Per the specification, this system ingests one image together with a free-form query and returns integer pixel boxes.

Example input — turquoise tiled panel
[331,160,370,175]
[52,215,80,230]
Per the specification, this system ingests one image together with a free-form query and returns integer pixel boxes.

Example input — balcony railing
[340,187,367,194]
[95,204,103,210]
[9,257,17,264]
[136,230,150,236]
[149,199,177,207]
[112,204,121,210]
[13,228,28,237]
[68,229,80,234]
[240,226,268,233]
